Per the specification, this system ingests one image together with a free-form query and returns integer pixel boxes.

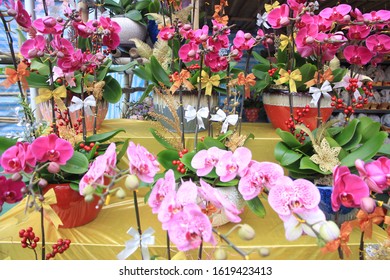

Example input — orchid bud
[244,33,252,40]
[115,187,126,199]
[319,221,340,242]
[82,185,95,196]
[305,36,314,44]
[230,49,239,57]
[11,173,22,182]
[43,17,57,28]
[182,24,192,31]
[57,17,64,23]
[125,174,139,191]
[7,9,17,17]
[56,51,64,58]
[360,197,376,214]
[214,248,227,260]
[342,15,351,23]
[47,162,61,174]
[38,178,48,188]
[238,224,256,241]
[84,194,95,202]
[258,247,270,257]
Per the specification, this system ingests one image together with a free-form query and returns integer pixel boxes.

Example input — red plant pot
[44,184,102,228]
[263,91,334,131]
[244,108,260,122]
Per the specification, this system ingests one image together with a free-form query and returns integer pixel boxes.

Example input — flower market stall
[1,0,390,262]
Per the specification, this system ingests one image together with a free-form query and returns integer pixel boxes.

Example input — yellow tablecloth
[0,120,387,260]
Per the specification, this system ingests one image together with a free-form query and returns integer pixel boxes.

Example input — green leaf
[296,63,317,91]
[355,117,381,143]
[334,118,360,146]
[215,179,239,187]
[180,151,197,173]
[96,59,112,81]
[149,127,175,150]
[340,131,388,167]
[30,60,50,76]
[103,0,124,14]
[117,138,130,163]
[276,128,301,148]
[138,84,154,102]
[300,156,331,175]
[0,136,17,155]
[274,142,302,166]
[342,132,362,151]
[203,136,226,150]
[60,151,89,174]
[148,0,160,13]
[332,68,347,83]
[157,149,179,170]
[150,56,170,87]
[252,51,270,66]
[16,28,27,45]
[103,75,122,103]
[133,65,154,83]
[25,72,50,88]
[135,0,151,11]
[216,130,233,142]
[108,60,137,73]
[378,143,390,156]
[245,196,266,218]
[125,10,143,21]
[86,128,125,143]
[77,37,92,52]
[69,182,79,191]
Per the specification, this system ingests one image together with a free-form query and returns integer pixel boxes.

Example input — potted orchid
[253,0,390,131]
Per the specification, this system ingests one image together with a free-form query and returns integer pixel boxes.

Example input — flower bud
[360,197,376,214]
[82,185,95,196]
[57,17,64,23]
[115,187,126,199]
[258,247,270,257]
[319,221,340,242]
[11,173,23,182]
[125,174,139,191]
[38,178,48,188]
[238,224,256,241]
[214,248,227,260]
[182,24,192,31]
[84,194,95,202]
[47,162,61,174]
[43,17,57,28]
[244,33,252,40]
[7,9,17,17]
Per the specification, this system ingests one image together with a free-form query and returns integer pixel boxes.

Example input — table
[0,120,387,260]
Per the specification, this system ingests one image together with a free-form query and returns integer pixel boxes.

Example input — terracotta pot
[262,91,334,131]
[244,108,260,122]
[44,183,102,228]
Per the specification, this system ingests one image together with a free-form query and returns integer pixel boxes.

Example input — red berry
[89,142,95,147]
[79,143,85,148]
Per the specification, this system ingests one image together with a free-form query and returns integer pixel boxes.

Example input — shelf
[373,86,390,90]
[334,109,390,114]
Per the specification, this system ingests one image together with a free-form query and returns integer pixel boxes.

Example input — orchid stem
[359,231,365,260]
[238,48,253,135]
[198,239,203,260]
[133,190,144,260]
[39,187,46,260]
[194,52,204,150]
[212,228,248,259]
[166,232,171,260]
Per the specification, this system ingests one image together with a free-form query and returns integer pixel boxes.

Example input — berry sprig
[172,148,189,174]
[79,142,99,157]
[45,238,71,260]
[284,105,310,143]
[19,227,40,250]
[267,68,277,77]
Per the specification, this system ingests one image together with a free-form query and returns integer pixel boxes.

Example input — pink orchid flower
[356,157,390,193]
[198,179,242,223]
[280,208,326,241]
[30,134,74,165]
[193,25,209,43]
[167,203,216,251]
[158,26,175,41]
[99,16,121,33]
[102,143,117,176]
[351,8,364,21]
[103,32,120,50]
[72,21,94,38]
[366,34,390,54]
[238,161,284,200]
[57,49,84,73]
[33,16,63,34]
[233,30,255,51]
[127,142,160,183]
[191,147,227,177]
[295,25,319,58]
[1,142,36,174]
[204,53,228,72]
[178,42,200,63]
[20,35,46,59]
[268,176,321,216]
[347,25,371,40]
[287,0,305,14]
[319,4,352,23]
[331,165,370,211]
[267,4,290,29]
[216,147,252,182]
[13,0,32,29]
[79,156,107,195]
[157,180,198,229]
[0,176,25,204]
[51,66,76,87]
[343,45,373,65]
[148,169,176,214]
[51,36,75,57]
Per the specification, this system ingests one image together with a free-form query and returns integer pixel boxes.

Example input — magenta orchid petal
[216,147,252,182]
[191,147,227,177]
[0,176,25,204]
[30,134,73,165]
[14,0,32,29]
[343,45,373,65]
[267,4,290,29]
[20,35,46,59]
[0,142,36,174]
[366,34,390,54]
[79,156,106,195]
[33,16,62,34]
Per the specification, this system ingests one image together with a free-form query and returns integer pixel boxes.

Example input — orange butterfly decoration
[1,62,30,91]
[321,221,353,258]
[305,68,334,88]
[169,70,194,94]
[351,207,385,239]
[236,72,256,98]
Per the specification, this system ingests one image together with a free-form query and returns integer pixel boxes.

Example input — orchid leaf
[246,196,266,218]
[150,56,170,87]
[300,156,330,175]
[85,128,125,143]
[116,138,130,163]
[180,151,197,173]
[157,149,179,170]
[334,118,360,146]
[60,151,89,174]
[276,128,301,148]
[25,72,50,88]
[0,136,17,155]
[203,136,226,150]
[103,75,122,103]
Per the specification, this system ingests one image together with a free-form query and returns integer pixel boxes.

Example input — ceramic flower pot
[37,99,108,132]
[152,90,219,133]
[110,17,147,48]
[262,90,334,131]
[244,108,260,122]
[44,183,102,228]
